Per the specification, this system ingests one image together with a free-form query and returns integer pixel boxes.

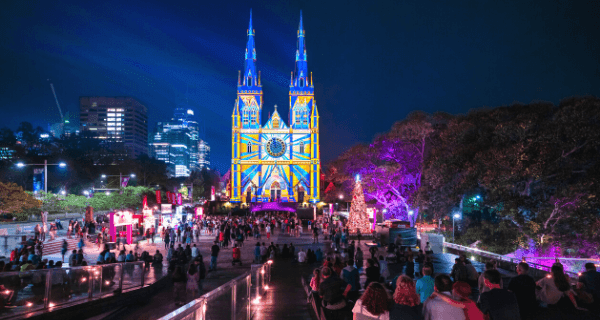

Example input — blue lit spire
[293,11,309,88]
[242,9,257,88]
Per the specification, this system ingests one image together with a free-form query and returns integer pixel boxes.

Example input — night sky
[1,0,599,172]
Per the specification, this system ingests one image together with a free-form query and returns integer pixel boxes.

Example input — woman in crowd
[536,263,582,311]
[352,282,390,320]
[186,263,200,298]
[310,268,321,292]
[429,281,484,320]
[390,275,422,320]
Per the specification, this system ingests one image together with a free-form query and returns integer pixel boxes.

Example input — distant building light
[40,133,50,138]
[187,109,194,115]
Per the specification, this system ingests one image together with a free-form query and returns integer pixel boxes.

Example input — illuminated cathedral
[231,11,320,204]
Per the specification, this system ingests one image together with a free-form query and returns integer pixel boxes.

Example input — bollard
[246,275,251,320]
[231,283,237,320]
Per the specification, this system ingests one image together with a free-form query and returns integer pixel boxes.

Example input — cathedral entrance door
[270,181,281,202]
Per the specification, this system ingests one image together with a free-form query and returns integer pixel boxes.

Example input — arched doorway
[270,181,281,202]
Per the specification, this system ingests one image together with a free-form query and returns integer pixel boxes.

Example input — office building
[150,107,210,177]
[79,97,148,159]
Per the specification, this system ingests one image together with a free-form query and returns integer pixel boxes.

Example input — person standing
[172,265,187,306]
[479,269,521,320]
[61,240,68,262]
[508,262,537,320]
[341,260,360,302]
[416,266,435,303]
[209,241,220,272]
[422,274,466,320]
[352,282,390,320]
[186,264,200,298]
[312,225,319,243]
[390,275,423,320]
[319,267,351,320]
[479,262,503,296]
[578,262,600,310]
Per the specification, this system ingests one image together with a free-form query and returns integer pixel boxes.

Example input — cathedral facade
[231,11,320,204]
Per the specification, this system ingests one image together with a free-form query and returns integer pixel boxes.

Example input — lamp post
[453,213,461,242]
[16,160,67,193]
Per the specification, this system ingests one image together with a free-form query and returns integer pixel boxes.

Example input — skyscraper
[150,107,210,177]
[79,97,148,159]
[231,11,320,203]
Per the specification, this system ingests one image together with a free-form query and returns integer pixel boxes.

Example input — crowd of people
[306,225,600,320]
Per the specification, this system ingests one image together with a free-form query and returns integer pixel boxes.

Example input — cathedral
[231,11,320,204]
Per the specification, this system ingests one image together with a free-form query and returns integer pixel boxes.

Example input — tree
[327,112,434,224]
[0,127,16,146]
[347,177,371,234]
[0,182,41,220]
[416,97,600,254]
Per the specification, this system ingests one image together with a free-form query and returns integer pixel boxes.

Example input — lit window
[243,110,249,125]
[107,123,115,126]
[107,118,115,122]
[247,143,252,153]
[250,109,256,124]
[107,113,116,117]
[299,142,304,153]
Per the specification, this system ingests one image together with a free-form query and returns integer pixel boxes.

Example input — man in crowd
[479,269,521,320]
[508,262,537,320]
[578,262,600,311]
[209,241,220,272]
[416,266,435,303]
[319,267,351,320]
[422,274,466,320]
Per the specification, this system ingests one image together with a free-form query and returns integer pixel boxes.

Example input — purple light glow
[250,202,297,213]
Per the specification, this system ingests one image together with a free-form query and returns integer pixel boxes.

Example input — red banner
[177,193,183,206]
[156,190,161,204]
[142,195,148,207]
[166,191,172,204]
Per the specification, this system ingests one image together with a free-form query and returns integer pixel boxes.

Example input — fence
[442,241,588,280]
[158,261,272,320]
[0,261,162,319]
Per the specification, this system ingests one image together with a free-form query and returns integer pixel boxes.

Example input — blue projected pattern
[266,138,286,158]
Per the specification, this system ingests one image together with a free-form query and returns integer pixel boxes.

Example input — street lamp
[453,213,461,242]
[15,160,67,193]
[60,190,66,196]
[83,190,90,196]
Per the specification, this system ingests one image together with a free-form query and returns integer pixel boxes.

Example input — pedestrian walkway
[251,256,315,319]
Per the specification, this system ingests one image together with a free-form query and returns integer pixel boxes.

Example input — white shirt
[423,291,465,320]
[298,251,307,263]
[352,298,390,320]
[192,247,199,258]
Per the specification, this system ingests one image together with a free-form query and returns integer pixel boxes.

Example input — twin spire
[240,10,310,88]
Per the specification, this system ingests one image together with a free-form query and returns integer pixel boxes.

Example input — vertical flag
[166,191,172,204]
[211,186,215,201]
[177,193,183,206]
[121,177,130,188]
[143,195,148,207]
[156,190,161,204]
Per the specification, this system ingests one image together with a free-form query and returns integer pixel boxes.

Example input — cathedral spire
[294,11,309,87]
[242,9,257,88]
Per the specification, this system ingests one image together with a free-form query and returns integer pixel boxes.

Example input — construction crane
[48,79,64,122]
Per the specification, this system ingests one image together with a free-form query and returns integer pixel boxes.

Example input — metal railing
[0,261,162,319]
[158,261,273,320]
[442,241,584,279]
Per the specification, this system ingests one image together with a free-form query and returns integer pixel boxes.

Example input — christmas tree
[347,175,371,234]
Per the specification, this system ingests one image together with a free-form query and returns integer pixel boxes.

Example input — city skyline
[1,0,600,172]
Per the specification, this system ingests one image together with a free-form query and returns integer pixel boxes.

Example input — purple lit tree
[328,112,433,225]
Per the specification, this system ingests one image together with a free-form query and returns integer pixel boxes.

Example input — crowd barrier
[0,261,164,319]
